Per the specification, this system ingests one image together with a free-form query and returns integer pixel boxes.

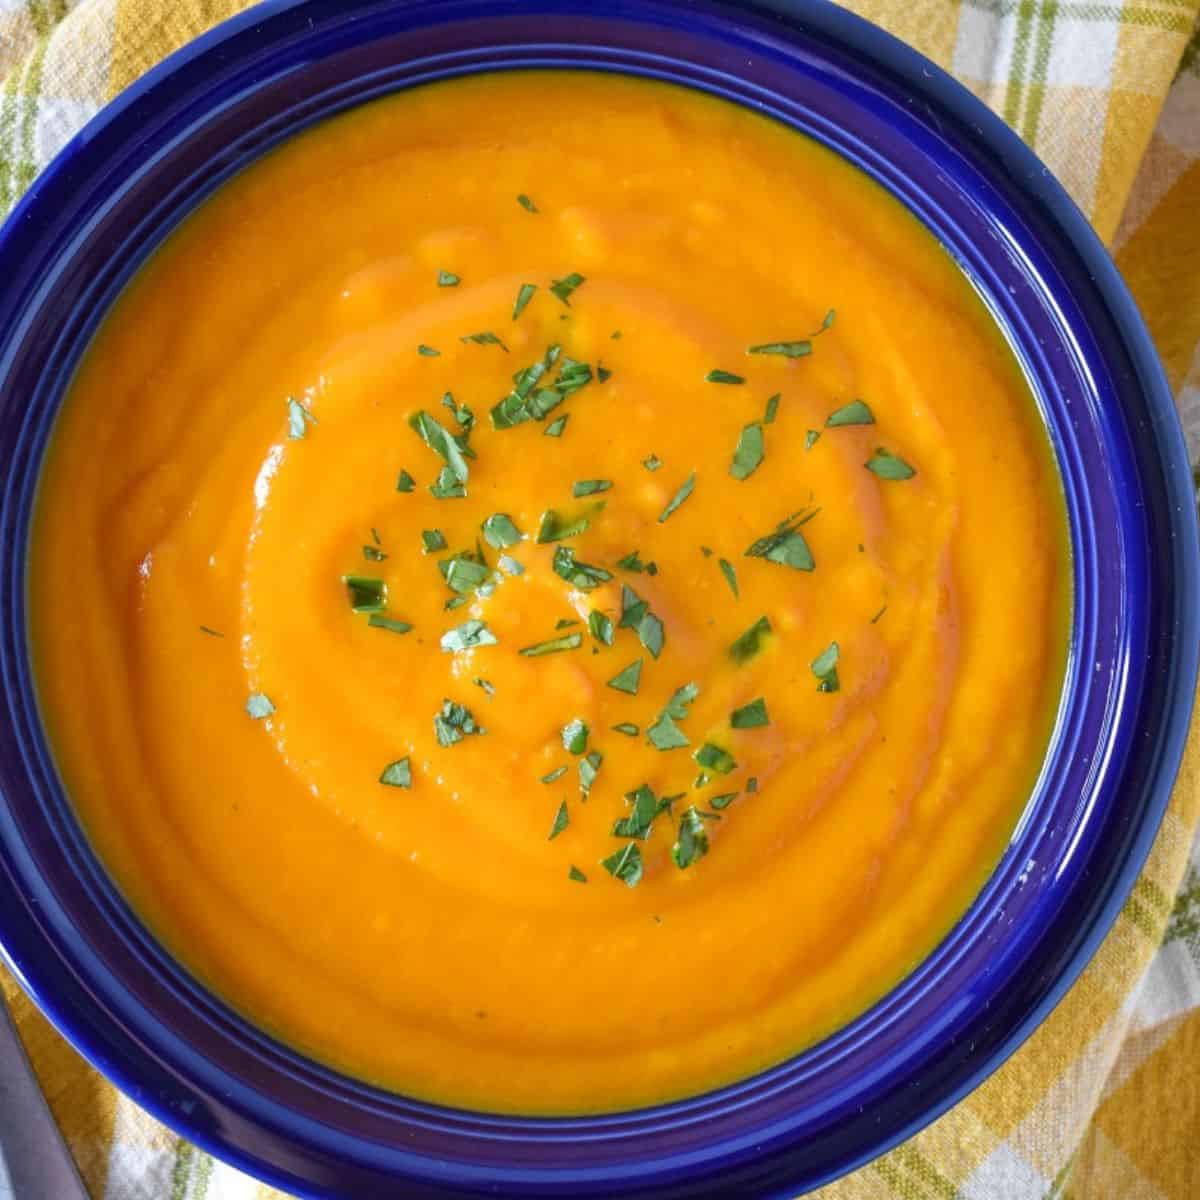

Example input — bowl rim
[0,1,1197,1197]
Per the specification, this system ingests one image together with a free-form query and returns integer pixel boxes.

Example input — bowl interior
[0,2,1195,1198]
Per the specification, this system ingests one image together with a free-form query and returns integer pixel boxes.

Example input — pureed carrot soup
[30,72,1069,1114]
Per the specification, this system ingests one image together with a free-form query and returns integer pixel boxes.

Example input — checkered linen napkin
[1,1,1198,1196]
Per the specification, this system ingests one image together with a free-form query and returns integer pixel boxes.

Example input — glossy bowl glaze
[0,2,1195,1196]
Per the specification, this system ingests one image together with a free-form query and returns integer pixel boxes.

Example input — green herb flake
[672,806,710,869]
[638,611,665,659]
[417,344,441,357]
[517,193,538,213]
[433,698,484,746]
[718,557,739,598]
[815,309,836,334]
[730,615,772,664]
[730,697,769,728]
[597,365,612,383]
[513,282,537,320]
[618,584,649,629]
[429,465,467,499]
[572,479,612,498]
[481,513,522,549]
[710,791,739,810]
[437,270,460,287]
[826,399,875,427]
[804,430,821,451]
[536,507,595,543]
[367,614,413,635]
[519,632,583,657]
[409,410,469,485]
[473,677,495,697]
[556,618,579,630]
[811,641,841,692]
[642,454,663,472]
[544,415,569,438]
[588,610,614,646]
[730,422,765,481]
[344,575,386,612]
[764,393,781,424]
[561,718,589,756]
[440,619,498,654]
[616,550,656,575]
[606,659,643,695]
[199,625,223,637]
[552,545,613,590]
[647,712,689,750]
[286,397,317,439]
[460,330,509,352]
[745,514,815,572]
[658,472,696,523]
[380,758,412,788]
[541,766,568,784]
[747,340,812,358]
[601,842,643,887]
[612,722,640,737]
[422,529,447,553]
[549,272,585,305]
[246,693,275,719]
[694,742,736,775]
[747,776,759,793]
[396,469,416,493]
[441,554,489,594]
[705,369,745,384]
[612,784,664,840]
[866,449,916,480]
[870,604,888,624]
[568,865,587,883]
[579,750,603,798]
[549,800,569,840]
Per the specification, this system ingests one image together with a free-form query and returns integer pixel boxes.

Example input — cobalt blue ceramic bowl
[0,1,1196,1196]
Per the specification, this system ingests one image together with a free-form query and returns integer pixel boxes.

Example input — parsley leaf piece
[473,677,495,697]
[541,766,568,784]
[815,309,836,334]
[440,553,489,594]
[805,430,821,451]
[612,722,640,736]
[647,711,689,750]
[705,369,745,384]
[519,632,583,657]
[658,472,696,523]
[544,415,569,437]
[694,742,736,774]
[601,842,643,887]
[568,865,587,883]
[642,454,662,472]
[517,193,538,212]
[536,507,595,543]
[433,698,484,746]
[764,393,781,424]
[730,423,765,481]
[597,364,612,383]
[437,270,460,287]
[588,611,614,645]
[618,584,649,629]
[549,800,569,840]
[286,397,317,439]
[199,625,223,637]
[613,783,664,840]
[417,344,440,357]
[579,750,603,797]
[368,614,413,635]
[409,410,469,484]
[513,282,537,320]
[638,612,665,659]
[710,791,738,810]
[616,550,657,575]
[672,806,710,869]
[826,399,875,427]
[422,529,448,553]
[440,620,498,653]
[871,604,887,624]
[811,641,841,692]
[460,330,509,352]
[718,557,739,598]
[573,479,612,498]
[665,682,700,719]
[866,449,916,480]
[246,693,274,719]
[396,469,416,492]
[498,554,524,577]
[344,576,386,612]
[745,515,815,571]
[552,545,613,590]
[730,616,772,663]
[730,697,769,728]
[429,465,466,499]
[556,618,579,630]
[363,545,387,562]
[380,758,412,788]
[549,272,585,305]
[747,340,812,358]
[481,513,522,549]
[561,718,589,755]
[607,659,643,695]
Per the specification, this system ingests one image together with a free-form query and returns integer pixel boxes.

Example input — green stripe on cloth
[1004,0,1039,129]
[15,34,49,198]
[1022,0,1061,146]
[966,0,1198,34]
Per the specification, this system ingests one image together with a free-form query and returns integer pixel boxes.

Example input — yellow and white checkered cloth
[1,1,1198,1196]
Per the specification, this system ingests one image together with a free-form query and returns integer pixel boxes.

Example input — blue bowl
[0,1,1196,1196]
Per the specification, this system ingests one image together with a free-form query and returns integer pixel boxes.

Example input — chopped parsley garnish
[440,619,498,653]
[568,865,587,883]
[811,641,840,692]
[245,693,274,719]
[618,585,648,628]
[597,364,612,383]
[344,576,386,612]
[421,529,447,553]
[815,308,836,333]
[694,742,736,774]
[441,391,474,431]
[286,397,317,439]
[871,604,887,624]
[519,632,583,657]
[747,339,811,358]
[730,616,772,663]
[561,718,589,755]
[536,507,594,543]
[437,270,460,287]
[498,554,524,576]
[672,807,710,869]
[572,479,612,497]
[434,698,484,746]
[513,282,537,320]
[549,800,569,840]
[730,423,765,481]
[589,610,614,645]
[616,550,657,575]
[646,682,698,750]
[804,430,821,451]
[544,415,569,437]
[612,722,640,736]
[396,469,415,493]
[638,612,665,659]
[552,546,613,590]
[363,542,387,562]
[826,399,875,427]
[440,552,489,594]
[367,614,413,635]
[517,193,538,213]
[199,625,223,637]
[730,697,769,728]
[658,472,695,523]
[747,777,759,793]
[612,784,668,840]
[460,330,509,352]
[430,465,466,499]
[417,344,440,357]
[601,842,643,887]
[705,369,745,384]
[556,618,579,630]
[473,677,495,697]
[410,410,469,487]
[481,513,522,549]
[606,659,643,695]
[745,512,816,571]
[866,449,916,480]
[549,272,585,305]
[642,454,662,472]
[579,750,603,797]
[380,758,412,788]
[718,557,739,598]
[542,766,568,784]
[710,791,738,810]
[492,344,596,429]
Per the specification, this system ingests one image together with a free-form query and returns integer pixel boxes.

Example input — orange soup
[30,72,1069,1114]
